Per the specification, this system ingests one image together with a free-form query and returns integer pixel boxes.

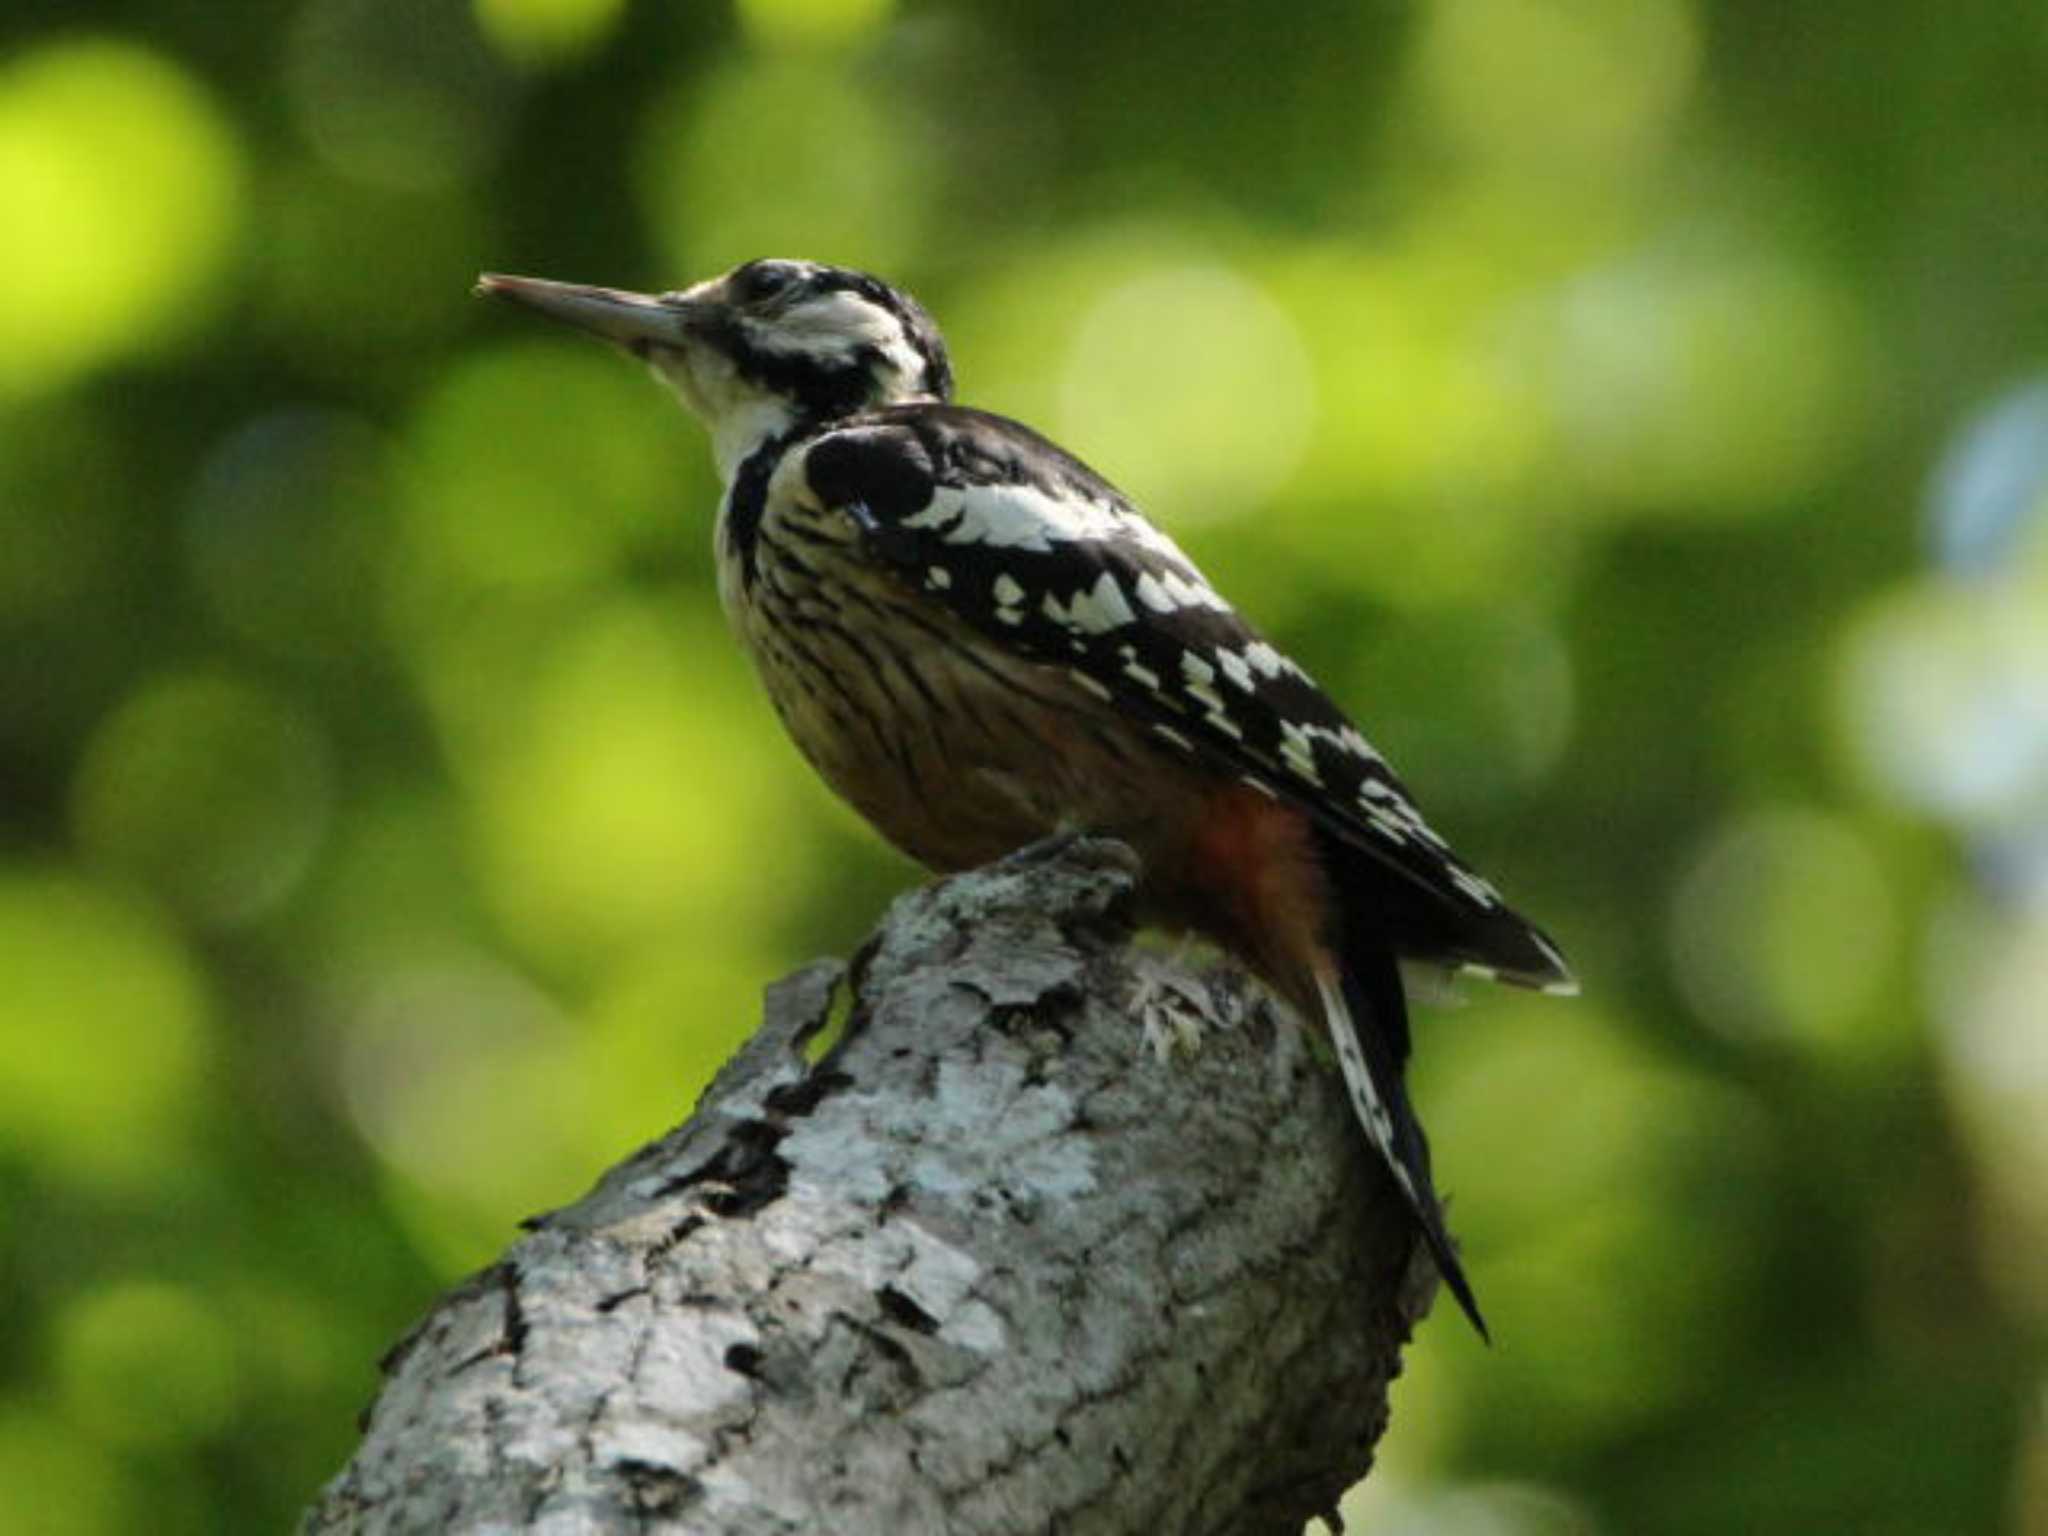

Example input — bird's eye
[734,263,795,305]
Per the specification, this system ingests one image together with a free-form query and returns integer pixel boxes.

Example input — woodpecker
[477,258,1575,1338]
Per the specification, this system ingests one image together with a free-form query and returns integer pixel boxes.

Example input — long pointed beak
[474,273,699,351]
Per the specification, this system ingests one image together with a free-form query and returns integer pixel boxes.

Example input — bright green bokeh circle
[0,39,242,394]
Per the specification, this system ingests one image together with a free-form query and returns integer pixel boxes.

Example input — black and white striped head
[478,259,953,475]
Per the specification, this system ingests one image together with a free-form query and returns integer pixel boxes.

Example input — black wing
[804,404,1574,990]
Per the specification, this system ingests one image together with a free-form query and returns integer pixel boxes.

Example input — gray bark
[304,838,1437,1536]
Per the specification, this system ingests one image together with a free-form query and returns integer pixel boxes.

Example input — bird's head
[477,259,953,478]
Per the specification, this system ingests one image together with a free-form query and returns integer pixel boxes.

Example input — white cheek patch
[782,291,898,344]
[766,293,928,389]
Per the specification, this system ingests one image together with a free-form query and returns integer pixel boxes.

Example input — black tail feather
[1338,941,1489,1342]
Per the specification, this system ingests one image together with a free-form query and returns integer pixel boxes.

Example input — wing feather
[803,404,1574,990]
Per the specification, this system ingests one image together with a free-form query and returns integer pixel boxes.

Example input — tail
[1313,942,1489,1342]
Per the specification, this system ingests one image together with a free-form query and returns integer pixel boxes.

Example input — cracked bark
[303,839,1439,1536]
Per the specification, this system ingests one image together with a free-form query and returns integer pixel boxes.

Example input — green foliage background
[3,0,2046,1529]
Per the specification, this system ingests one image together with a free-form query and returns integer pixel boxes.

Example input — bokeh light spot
[72,673,332,926]
[286,0,510,190]
[1057,264,1314,525]
[447,603,816,972]
[0,1410,132,1536]
[1407,0,1698,179]
[1839,578,2048,833]
[1928,377,2048,576]
[336,951,589,1264]
[395,341,695,614]
[1937,903,2048,1322]
[1668,806,1900,1055]
[473,0,625,67]
[1258,243,1566,611]
[639,56,928,275]
[0,39,242,394]
[54,1281,242,1450]
[1547,249,1868,515]
[734,0,895,50]
[0,874,208,1187]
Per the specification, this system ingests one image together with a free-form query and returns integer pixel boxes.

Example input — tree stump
[304,839,1436,1535]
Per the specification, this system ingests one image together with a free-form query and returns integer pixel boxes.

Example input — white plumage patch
[1134,567,1231,615]
[903,482,1194,569]
[1215,648,1255,692]
[1314,973,1419,1207]
[1278,725,1323,786]
[1243,641,1295,679]
[1072,571,1137,632]
[1039,570,1138,635]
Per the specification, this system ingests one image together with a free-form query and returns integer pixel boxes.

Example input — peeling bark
[304,839,1437,1536]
